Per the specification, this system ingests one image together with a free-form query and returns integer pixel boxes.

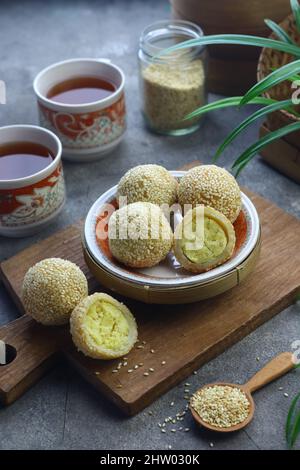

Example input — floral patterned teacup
[0,125,65,237]
[33,58,126,162]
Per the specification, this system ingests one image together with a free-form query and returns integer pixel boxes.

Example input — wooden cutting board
[0,162,300,415]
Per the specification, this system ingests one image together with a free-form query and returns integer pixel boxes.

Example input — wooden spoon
[190,352,295,433]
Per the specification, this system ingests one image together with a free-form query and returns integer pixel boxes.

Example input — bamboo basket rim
[257,12,300,123]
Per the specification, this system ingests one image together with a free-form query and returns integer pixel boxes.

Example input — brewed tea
[47,76,116,105]
[0,141,54,180]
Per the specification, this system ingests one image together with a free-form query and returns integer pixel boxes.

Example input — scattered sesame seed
[185,383,191,387]
[139,362,144,367]
[161,429,166,433]
[95,372,100,375]
[137,345,144,349]
[284,393,289,397]
[123,361,128,367]
[209,442,214,448]
[123,357,128,361]
[128,369,133,373]
[193,371,197,375]
[116,384,123,389]
[142,341,146,345]
[170,401,174,407]
[144,372,149,376]
[134,365,139,369]
[184,428,190,432]
[172,419,176,424]
[149,367,155,372]
[278,387,283,391]
[184,389,190,393]
[112,370,118,373]
[148,411,153,416]
[150,349,155,354]
[256,357,260,362]
[168,445,172,450]
[161,361,166,365]
[184,396,190,400]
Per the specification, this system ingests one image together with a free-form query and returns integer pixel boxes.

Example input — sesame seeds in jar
[138,20,207,135]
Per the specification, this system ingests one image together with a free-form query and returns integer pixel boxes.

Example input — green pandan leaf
[291,0,300,33]
[184,96,275,120]
[232,121,300,175]
[159,34,300,58]
[240,60,300,106]
[265,19,295,44]
[286,391,300,448]
[214,99,297,160]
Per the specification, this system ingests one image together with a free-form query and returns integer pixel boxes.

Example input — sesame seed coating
[117,164,178,207]
[70,293,138,360]
[108,202,173,268]
[21,258,88,326]
[178,165,242,223]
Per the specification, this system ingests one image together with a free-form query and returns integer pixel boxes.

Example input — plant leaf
[184,96,276,120]
[290,412,300,447]
[264,19,295,44]
[291,0,300,33]
[232,121,300,175]
[214,99,297,160]
[286,390,300,448]
[240,60,300,106]
[158,34,300,58]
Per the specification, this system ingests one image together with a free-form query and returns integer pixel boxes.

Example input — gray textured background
[0,0,299,450]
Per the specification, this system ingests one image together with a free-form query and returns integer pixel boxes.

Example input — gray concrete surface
[0,0,299,451]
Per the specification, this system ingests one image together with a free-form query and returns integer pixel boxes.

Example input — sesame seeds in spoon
[190,352,295,433]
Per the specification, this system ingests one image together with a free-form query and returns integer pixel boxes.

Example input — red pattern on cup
[38,94,126,147]
[0,164,65,227]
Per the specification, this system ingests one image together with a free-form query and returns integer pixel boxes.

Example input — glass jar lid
[139,19,204,63]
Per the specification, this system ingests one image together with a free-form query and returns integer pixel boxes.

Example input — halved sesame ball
[174,206,236,273]
[70,293,138,360]
[178,165,242,223]
[21,258,88,326]
[108,202,173,268]
[117,164,178,207]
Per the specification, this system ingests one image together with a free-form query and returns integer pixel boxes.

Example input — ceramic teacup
[33,58,126,162]
[0,125,65,237]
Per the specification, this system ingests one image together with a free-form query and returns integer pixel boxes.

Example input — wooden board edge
[0,353,59,405]
[0,265,25,314]
[64,287,298,416]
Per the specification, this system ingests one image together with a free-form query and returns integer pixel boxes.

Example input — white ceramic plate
[84,171,260,288]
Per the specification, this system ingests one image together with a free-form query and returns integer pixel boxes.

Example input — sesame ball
[108,202,173,268]
[178,165,242,223]
[70,293,138,360]
[117,164,178,207]
[22,258,88,326]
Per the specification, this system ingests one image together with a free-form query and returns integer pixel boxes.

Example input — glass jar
[138,20,207,136]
